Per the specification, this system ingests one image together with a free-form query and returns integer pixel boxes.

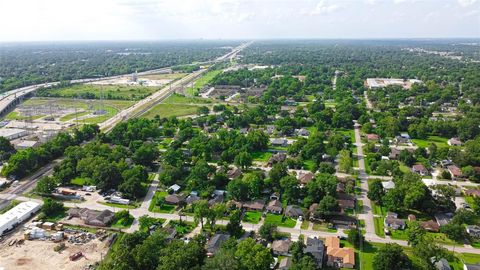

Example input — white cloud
[306,0,341,15]
[457,0,478,7]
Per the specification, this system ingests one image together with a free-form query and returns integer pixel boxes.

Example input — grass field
[412,136,449,148]
[251,151,272,162]
[373,217,385,237]
[168,220,196,236]
[110,213,134,229]
[312,222,337,232]
[39,84,160,100]
[243,211,262,224]
[264,214,297,228]
[70,177,93,186]
[149,191,177,213]
[185,69,222,96]
[163,93,212,104]
[5,111,44,120]
[142,103,202,119]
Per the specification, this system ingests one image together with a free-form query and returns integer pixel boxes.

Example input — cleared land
[412,135,449,148]
[142,94,213,119]
[38,84,161,100]
[140,73,187,81]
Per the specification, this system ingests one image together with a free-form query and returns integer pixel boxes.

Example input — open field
[185,69,222,96]
[243,211,262,224]
[142,103,202,119]
[412,135,449,148]
[38,84,161,100]
[264,214,296,228]
[0,228,109,270]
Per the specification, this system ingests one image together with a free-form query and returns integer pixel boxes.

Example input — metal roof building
[0,201,41,235]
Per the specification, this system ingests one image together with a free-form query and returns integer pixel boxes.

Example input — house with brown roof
[67,208,114,227]
[465,189,480,197]
[227,167,242,179]
[298,171,314,185]
[242,200,265,211]
[421,220,440,232]
[337,193,355,212]
[389,148,401,160]
[412,164,428,176]
[384,212,405,230]
[266,200,283,214]
[447,138,462,146]
[325,236,355,269]
[268,152,287,166]
[448,165,462,180]
[271,239,292,256]
[164,194,186,205]
[366,134,379,141]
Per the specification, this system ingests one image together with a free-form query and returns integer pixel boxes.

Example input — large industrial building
[365,78,422,89]
[0,128,28,140]
[0,201,41,235]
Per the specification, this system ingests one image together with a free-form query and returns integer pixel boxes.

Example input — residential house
[389,148,401,160]
[208,194,224,206]
[432,258,451,270]
[296,128,310,137]
[298,171,314,185]
[366,134,379,141]
[268,152,287,166]
[169,184,181,194]
[466,225,480,238]
[325,236,355,269]
[435,213,453,226]
[164,194,186,205]
[266,200,283,214]
[271,138,288,147]
[421,220,440,232]
[382,180,395,190]
[412,164,429,176]
[206,234,230,257]
[271,239,292,256]
[185,194,200,205]
[304,237,324,267]
[67,208,114,227]
[337,193,355,212]
[242,200,265,211]
[270,192,280,201]
[447,165,462,180]
[330,215,357,229]
[464,189,480,197]
[285,205,304,219]
[447,138,462,146]
[227,167,242,179]
[394,135,410,145]
[384,213,405,230]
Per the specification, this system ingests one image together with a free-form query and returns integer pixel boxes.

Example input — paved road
[354,124,376,238]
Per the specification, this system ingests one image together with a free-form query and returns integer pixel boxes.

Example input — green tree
[35,176,57,194]
[338,149,353,173]
[259,223,277,241]
[193,200,210,230]
[347,228,362,248]
[314,194,338,219]
[234,152,253,169]
[373,243,411,270]
[367,179,385,204]
[406,221,426,247]
[227,210,243,237]
[41,198,64,218]
[235,238,274,270]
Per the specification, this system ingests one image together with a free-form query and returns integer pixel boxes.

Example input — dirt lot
[0,229,109,270]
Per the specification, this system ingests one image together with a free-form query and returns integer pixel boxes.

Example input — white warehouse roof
[0,201,41,235]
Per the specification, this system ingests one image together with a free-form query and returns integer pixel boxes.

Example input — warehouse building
[0,201,41,235]
[0,128,28,140]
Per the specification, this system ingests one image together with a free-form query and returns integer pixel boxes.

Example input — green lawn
[168,220,196,235]
[243,211,262,224]
[185,69,222,96]
[312,222,337,232]
[38,84,160,100]
[111,214,134,229]
[163,93,212,104]
[301,220,310,230]
[142,103,202,119]
[100,202,138,209]
[264,214,296,228]
[251,151,272,162]
[70,177,92,186]
[5,111,44,120]
[149,191,176,213]
[303,160,316,171]
[373,217,385,238]
[412,136,449,148]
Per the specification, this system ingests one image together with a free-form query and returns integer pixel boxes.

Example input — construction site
[0,220,115,270]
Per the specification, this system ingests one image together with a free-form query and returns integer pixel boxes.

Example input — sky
[0,0,478,41]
